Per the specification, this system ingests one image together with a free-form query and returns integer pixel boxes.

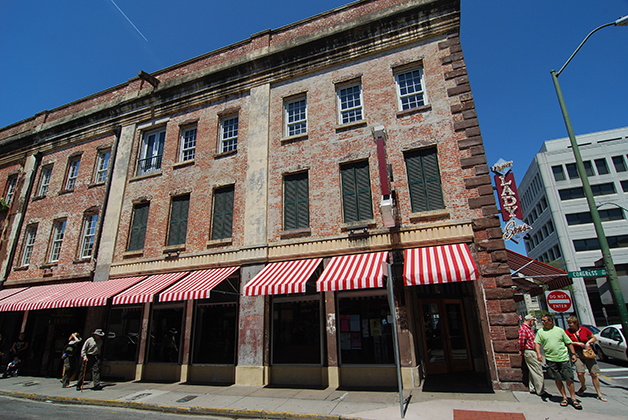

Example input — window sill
[281,133,308,143]
[340,219,376,232]
[58,189,75,195]
[31,195,46,201]
[13,265,29,271]
[123,250,144,258]
[88,181,106,189]
[173,159,195,169]
[279,228,311,239]
[39,262,58,269]
[163,244,186,253]
[206,238,233,248]
[396,104,431,118]
[409,208,450,222]
[214,150,237,159]
[130,171,163,182]
[72,258,92,264]
[335,120,367,132]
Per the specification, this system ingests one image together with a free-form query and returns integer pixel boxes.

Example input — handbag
[582,347,597,359]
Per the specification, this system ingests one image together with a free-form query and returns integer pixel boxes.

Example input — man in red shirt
[518,314,546,396]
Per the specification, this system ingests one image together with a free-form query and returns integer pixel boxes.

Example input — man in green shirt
[535,313,581,409]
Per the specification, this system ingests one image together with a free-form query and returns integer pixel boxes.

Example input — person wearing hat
[75,329,105,391]
[518,314,546,397]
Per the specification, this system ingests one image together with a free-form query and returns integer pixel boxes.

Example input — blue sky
[1,0,627,253]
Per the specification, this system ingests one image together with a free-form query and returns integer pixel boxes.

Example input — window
[284,172,309,230]
[559,183,616,200]
[272,297,322,364]
[599,208,624,222]
[395,67,426,110]
[64,157,81,190]
[573,235,628,252]
[137,129,165,176]
[20,225,37,266]
[595,158,609,175]
[340,161,373,223]
[622,180,628,192]
[566,163,579,179]
[583,161,594,177]
[211,186,234,240]
[285,96,307,137]
[79,214,98,259]
[104,307,142,362]
[37,166,52,197]
[220,116,238,153]
[405,148,445,213]
[167,195,190,246]
[552,165,565,181]
[179,126,197,162]
[612,155,627,172]
[4,175,17,205]
[147,306,183,363]
[337,293,394,364]
[94,150,111,183]
[49,220,66,262]
[128,202,150,251]
[193,303,238,364]
[337,82,363,124]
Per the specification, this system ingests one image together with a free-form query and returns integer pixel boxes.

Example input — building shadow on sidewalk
[421,372,493,393]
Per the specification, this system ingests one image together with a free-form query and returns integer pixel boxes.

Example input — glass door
[419,299,472,374]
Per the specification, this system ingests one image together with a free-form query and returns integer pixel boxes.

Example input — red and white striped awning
[41,276,147,309]
[243,259,323,296]
[0,282,89,312]
[159,267,239,302]
[112,272,189,305]
[316,252,388,292]
[404,244,478,286]
[0,287,28,303]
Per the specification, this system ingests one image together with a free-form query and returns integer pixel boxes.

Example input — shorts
[546,360,574,382]
[574,352,600,374]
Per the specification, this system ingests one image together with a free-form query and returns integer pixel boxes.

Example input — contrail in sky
[110,0,149,42]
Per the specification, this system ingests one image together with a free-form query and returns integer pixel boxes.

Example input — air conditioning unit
[380,195,395,228]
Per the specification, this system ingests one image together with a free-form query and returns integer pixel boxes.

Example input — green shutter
[168,195,189,246]
[212,186,234,240]
[284,173,309,230]
[405,148,444,213]
[128,203,149,251]
[341,161,372,223]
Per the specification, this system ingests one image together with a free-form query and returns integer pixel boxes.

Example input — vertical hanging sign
[491,158,532,243]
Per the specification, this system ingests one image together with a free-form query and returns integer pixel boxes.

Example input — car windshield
[582,324,600,334]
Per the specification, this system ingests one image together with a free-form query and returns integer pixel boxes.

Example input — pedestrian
[76,329,105,391]
[61,332,82,388]
[565,316,607,402]
[518,314,547,397]
[10,333,28,361]
[535,313,581,409]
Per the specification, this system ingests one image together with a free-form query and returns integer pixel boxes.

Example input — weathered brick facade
[0,0,521,390]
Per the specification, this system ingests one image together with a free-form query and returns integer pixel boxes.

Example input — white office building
[519,127,628,326]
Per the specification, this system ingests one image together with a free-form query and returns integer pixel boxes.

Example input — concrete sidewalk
[0,376,626,419]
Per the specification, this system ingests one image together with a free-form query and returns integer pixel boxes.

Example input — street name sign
[568,269,607,278]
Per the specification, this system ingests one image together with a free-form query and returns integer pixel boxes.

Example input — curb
[0,390,364,420]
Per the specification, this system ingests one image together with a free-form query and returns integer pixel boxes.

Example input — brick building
[0,0,521,390]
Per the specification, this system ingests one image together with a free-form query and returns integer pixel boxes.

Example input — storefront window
[104,307,142,362]
[147,306,183,363]
[272,297,322,364]
[192,303,237,364]
[337,293,394,365]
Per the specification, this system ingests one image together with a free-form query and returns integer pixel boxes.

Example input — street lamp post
[550,15,628,340]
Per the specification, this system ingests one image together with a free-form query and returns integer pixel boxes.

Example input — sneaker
[92,385,103,390]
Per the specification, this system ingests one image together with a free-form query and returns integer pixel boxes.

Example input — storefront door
[419,299,472,375]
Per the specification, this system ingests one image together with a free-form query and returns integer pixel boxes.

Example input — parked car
[581,324,600,335]
[593,324,627,362]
